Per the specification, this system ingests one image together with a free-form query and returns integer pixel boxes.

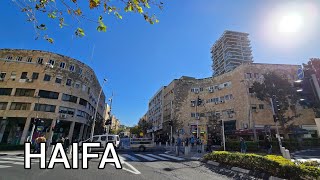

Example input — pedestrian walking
[240,137,247,153]
[33,134,46,153]
[190,136,195,147]
[177,136,182,156]
[64,136,70,153]
[265,135,272,154]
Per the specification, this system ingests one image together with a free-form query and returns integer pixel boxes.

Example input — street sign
[297,67,304,80]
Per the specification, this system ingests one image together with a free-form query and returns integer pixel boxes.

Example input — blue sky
[1,0,319,126]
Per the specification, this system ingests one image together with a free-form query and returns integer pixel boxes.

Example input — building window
[20,72,28,79]
[48,59,55,66]
[59,106,75,115]
[43,74,51,81]
[0,102,7,110]
[15,88,35,97]
[37,57,44,64]
[79,98,88,107]
[38,90,59,99]
[254,73,259,78]
[251,105,257,110]
[60,62,66,69]
[78,68,82,74]
[10,102,31,110]
[82,84,86,92]
[16,56,23,61]
[248,88,254,93]
[246,73,252,79]
[0,88,12,95]
[62,93,78,103]
[75,82,80,88]
[66,78,72,86]
[225,94,230,100]
[6,56,13,60]
[69,65,75,72]
[34,103,56,112]
[0,72,6,79]
[27,57,32,62]
[55,77,62,84]
[10,72,17,79]
[32,72,39,79]
[259,104,264,109]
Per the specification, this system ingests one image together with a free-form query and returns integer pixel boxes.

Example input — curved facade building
[0,49,105,145]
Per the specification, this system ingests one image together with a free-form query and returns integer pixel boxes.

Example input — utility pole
[90,79,107,140]
[170,100,173,148]
[108,93,113,134]
[221,119,226,151]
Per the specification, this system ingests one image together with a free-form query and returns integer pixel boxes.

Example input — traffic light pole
[29,96,40,143]
[270,97,282,149]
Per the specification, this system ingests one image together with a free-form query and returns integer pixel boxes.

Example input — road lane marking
[159,154,185,161]
[0,165,11,168]
[146,154,168,160]
[121,154,140,161]
[135,154,156,161]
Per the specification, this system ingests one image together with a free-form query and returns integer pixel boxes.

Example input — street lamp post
[90,79,107,140]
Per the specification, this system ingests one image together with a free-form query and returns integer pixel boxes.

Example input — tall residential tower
[211,30,253,76]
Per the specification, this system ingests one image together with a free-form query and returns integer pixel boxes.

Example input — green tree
[138,117,152,135]
[12,0,163,43]
[130,125,142,136]
[302,58,320,117]
[251,72,300,126]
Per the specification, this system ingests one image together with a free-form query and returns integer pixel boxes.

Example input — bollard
[201,144,205,153]
[166,142,168,147]
[284,149,291,160]
[159,142,162,147]
[185,146,189,156]
[175,146,178,156]
[280,146,285,156]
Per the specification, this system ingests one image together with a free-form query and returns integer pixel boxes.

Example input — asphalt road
[0,139,263,180]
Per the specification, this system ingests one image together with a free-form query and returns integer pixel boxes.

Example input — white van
[79,134,120,151]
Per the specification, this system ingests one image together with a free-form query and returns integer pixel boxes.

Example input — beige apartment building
[150,63,317,145]
[0,49,106,145]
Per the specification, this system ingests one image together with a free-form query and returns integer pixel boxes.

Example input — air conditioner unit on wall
[209,89,214,93]
[195,91,199,94]
[60,114,67,119]
[215,102,219,105]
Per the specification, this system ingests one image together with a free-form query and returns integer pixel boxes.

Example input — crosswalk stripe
[135,154,156,161]
[121,154,140,161]
[159,154,185,161]
[0,160,35,165]
[146,154,169,161]
[0,165,11,168]
[0,158,24,162]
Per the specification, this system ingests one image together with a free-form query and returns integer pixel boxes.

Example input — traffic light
[272,95,281,122]
[168,120,173,126]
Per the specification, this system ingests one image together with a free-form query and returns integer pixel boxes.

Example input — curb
[203,160,285,180]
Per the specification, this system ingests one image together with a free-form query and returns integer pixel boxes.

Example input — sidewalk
[164,145,207,161]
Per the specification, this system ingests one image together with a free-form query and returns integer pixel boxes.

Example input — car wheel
[139,146,146,152]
